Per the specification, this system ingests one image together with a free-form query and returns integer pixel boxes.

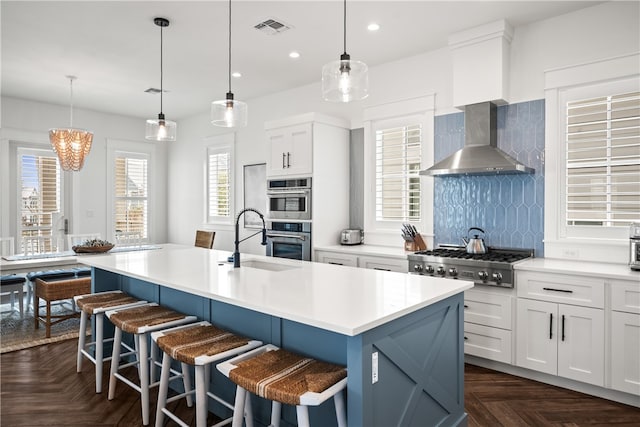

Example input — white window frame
[363,95,435,247]
[0,129,72,252]
[544,53,639,262]
[204,133,235,226]
[106,139,156,244]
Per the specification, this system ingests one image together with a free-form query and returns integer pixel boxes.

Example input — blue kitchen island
[79,244,473,426]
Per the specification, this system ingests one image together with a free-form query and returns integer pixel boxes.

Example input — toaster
[341,229,364,245]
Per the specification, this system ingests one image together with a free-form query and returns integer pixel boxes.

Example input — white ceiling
[2,1,602,120]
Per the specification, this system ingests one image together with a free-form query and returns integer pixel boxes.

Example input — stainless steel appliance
[408,245,534,288]
[267,178,311,220]
[266,221,311,261]
[340,229,363,245]
[630,222,640,271]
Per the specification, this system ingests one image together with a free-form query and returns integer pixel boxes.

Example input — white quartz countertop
[78,244,472,336]
[314,244,412,260]
[515,257,639,281]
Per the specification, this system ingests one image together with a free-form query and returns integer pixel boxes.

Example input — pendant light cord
[160,22,164,115]
[343,0,347,55]
[228,0,232,93]
[69,76,74,128]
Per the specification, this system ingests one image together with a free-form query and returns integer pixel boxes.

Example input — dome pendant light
[322,0,369,102]
[211,0,247,128]
[49,75,94,171]
[145,17,177,141]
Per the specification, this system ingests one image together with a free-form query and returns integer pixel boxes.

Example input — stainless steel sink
[241,260,299,272]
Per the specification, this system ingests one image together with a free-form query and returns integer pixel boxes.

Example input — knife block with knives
[401,223,427,251]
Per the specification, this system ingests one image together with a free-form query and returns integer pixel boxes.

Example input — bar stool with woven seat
[74,290,147,393]
[217,344,348,427]
[152,321,263,427]
[34,275,92,338]
[106,303,198,426]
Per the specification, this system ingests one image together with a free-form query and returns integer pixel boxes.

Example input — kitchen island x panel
[80,244,473,426]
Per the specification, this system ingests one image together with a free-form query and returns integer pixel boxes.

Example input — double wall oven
[266,177,312,261]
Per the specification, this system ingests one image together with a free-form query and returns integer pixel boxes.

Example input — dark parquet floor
[1,338,639,426]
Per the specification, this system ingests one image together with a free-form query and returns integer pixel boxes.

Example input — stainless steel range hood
[421,102,534,176]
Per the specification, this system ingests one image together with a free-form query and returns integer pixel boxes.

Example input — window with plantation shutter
[566,91,640,227]
[17,147,63,253]
[207,144,232,222]
[375,123,422,222]
[113,153,148,243]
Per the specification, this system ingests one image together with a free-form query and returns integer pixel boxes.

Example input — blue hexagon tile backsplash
[433,100,545,257]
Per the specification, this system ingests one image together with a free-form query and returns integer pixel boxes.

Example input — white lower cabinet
[463,288,514,363]
[516,298,604,386]
[314,250,408,273]
[610,281,640,395]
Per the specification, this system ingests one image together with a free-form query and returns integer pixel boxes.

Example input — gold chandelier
[49,76,94,171]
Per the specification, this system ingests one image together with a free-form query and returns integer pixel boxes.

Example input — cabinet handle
[549,313,553,339]
[287,152,291,168]
[373,268,391,271]
[543,287,573,294]
[464,336,468,341]
[328,262,343,265]
[463,304,469,309]
[561,314,566,341]
[282,152,286,169]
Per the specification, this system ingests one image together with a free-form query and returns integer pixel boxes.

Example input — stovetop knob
[448,267,458,278]
[413,264,423,273]
[436,266,446,276]
[425,265,434,274]
[478,271,489,281]
[492,272,503,284]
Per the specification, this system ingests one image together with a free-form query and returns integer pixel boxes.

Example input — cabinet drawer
[464,289,513,330]
[516,271,604,308]
[358,256,408,273]
[463,322,512,364]
[315,251,357,267]
[611,280,640,314]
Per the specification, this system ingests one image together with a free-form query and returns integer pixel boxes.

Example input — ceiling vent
[254,18,292,35]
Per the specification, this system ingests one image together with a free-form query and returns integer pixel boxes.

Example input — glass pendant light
[211,0,247,128]
[146,17,177,141]
[322,0,369,102]
[49,76,94,171]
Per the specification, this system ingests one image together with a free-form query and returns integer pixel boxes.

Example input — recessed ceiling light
[289,51,300,59]
[367,23,380,32]
[232,72,242,78]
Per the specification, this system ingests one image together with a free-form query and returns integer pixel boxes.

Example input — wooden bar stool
[151,321,263,427]
[74,290,148,393]
[106,303,197,426]
[34,275,91,338]
[217,344,348,427]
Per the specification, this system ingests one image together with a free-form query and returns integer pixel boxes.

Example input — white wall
[0,97,169,244]
[170,1,639,253]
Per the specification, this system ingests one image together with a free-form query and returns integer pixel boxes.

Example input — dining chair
[194,230,215,249]
[0,237,15,257]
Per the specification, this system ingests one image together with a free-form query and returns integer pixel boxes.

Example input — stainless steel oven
[267,178,311,220]
[266,221,311,261]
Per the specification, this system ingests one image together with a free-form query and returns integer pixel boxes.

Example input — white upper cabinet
[266,123,313,178]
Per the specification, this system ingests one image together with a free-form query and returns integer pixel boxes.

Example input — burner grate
[414,248,532,263]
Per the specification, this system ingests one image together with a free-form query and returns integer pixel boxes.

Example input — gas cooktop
[413,247,533,263]
[407,246,534,288]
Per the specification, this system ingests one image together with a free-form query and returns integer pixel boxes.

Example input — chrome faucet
[234,208,267,268]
